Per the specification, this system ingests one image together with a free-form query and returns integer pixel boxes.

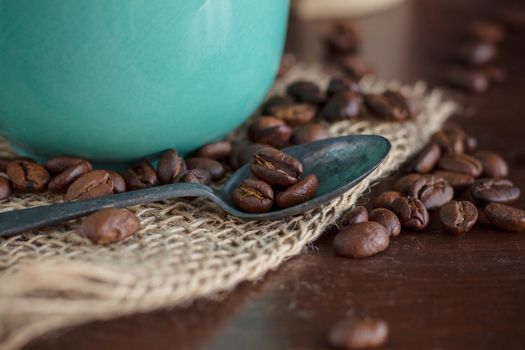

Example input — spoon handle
[0,183,216,237]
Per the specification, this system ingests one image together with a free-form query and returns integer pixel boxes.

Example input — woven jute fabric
[0,66,456,350]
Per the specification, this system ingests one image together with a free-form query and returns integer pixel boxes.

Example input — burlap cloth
[0,65,456,350]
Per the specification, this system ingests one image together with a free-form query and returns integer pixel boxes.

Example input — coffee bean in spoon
[291,124,329,145]
[6,160,50,193]
[439,200,478,235]
[251,148,303,187]
[339,206,368,227]
[275,174,319,209]
[484,203,525,232]
[333,222,390,258]
[232,178,274,213]
[470,178,520,205]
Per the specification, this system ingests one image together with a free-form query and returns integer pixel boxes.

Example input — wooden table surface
[25,0,525,349]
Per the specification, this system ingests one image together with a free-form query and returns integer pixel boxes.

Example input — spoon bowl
[0,135,390,237]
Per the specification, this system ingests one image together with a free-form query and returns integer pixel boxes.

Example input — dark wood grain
[24,0,525,349]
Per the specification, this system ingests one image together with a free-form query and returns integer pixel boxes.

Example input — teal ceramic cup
[0,0,289,162]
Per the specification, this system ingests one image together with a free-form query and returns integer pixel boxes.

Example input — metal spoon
[0,135,390,237]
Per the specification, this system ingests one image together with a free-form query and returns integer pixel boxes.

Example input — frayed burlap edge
[0,65,456,350]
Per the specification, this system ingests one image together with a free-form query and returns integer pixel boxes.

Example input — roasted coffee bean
[277,53,296,78]
[457,41,497,66]
[0,177,11,200]
[482,65,508,84]
[0,157,34,172]
[364,91,411,122]
[157,149,187,184]
[271,103,317,127]
[364,94,392,119]
[465,136,478,152]
[108,171,126,193]
[445,68,489,93]
[291,124,329,145]
[186,157,225,181]
[329,318,389,349]
[326,21,361,53]
[232,178,274,213]
[394,173,422,194]
[45,156,87,174]
[468,19,507,43]
[251,148,303,187]
[373,191,402,209]
[233,144,273,170]
[334,222,390,258]
[184,169,212,185]
[65,170,114,201]
[79,208,140,245]
[408,174,454,210]
[382,90,413,121]
[485,203,525,232]
[411,143,441,174]
[339,206,369,227]
[261,95,294,115]
[341,55,373,79]
[431,130,465,154]
[276,174,319,208]
[433,170,475,190]
[196,141,232,160]
[249,116,292,149]
[326,77,360,97]
[6,160,50,192]
[470,178,520,205]
[390,197,429,231]
[286,81,324,105]
[474,151,508,179]
[123,160,159,190]
[439,200,478,235]
[320,91,362,121]
[438,153,483,177]
[48,160,92,193]
[369,208,401,237]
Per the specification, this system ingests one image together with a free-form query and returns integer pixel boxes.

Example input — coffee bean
[108,171,126,193]
[196,141,232,160]
[438,153,483,177]
[411,143,441,174]
[485,203,525,232]
[326,77,360,97]
[431,130,465,154]
[470,178,520,205]
[474,151,508,179]
[45,156,87,175]
[339,206,369,227]
[0,157,34,172]
[369,208,401,237]
[0,176,11,200]
[286,81,324,105]
[271,103,317,126]
[364,94,392,119]
[276,174,319,208]
[232,178,274,213]
[291,124,329,145]
[465,136,478,152]
[65,170,114,201]
[408,174,454,210]
[251,148,303,187]
[439,200,478,235]
[373,191,402,209]
[341,55,373,79]
[394,173,422,194]
[248,116,292,148]
[123,160,159,190]
[468,19,507,43]
[326,21,361,54]
[445,68,489,93]
[184,169,212,185]
[390,197,429,231]
[482,65,508,84]
[157,149,186,184]
[79,208,140,245]
[364,91,411,122]
[433,170,475,190]
[261,95,294,115]
[382,90,413,121]
[320,91,362,122]
[457,41,497,66]
[186,157,225,181]
[6,160,50,192]
[329,318,389,349]
[333,222,390,258]
[48,160,92,193]
[233,144,273,170]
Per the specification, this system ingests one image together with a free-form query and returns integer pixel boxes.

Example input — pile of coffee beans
[232,147,318,213]
[334,125,524,259]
